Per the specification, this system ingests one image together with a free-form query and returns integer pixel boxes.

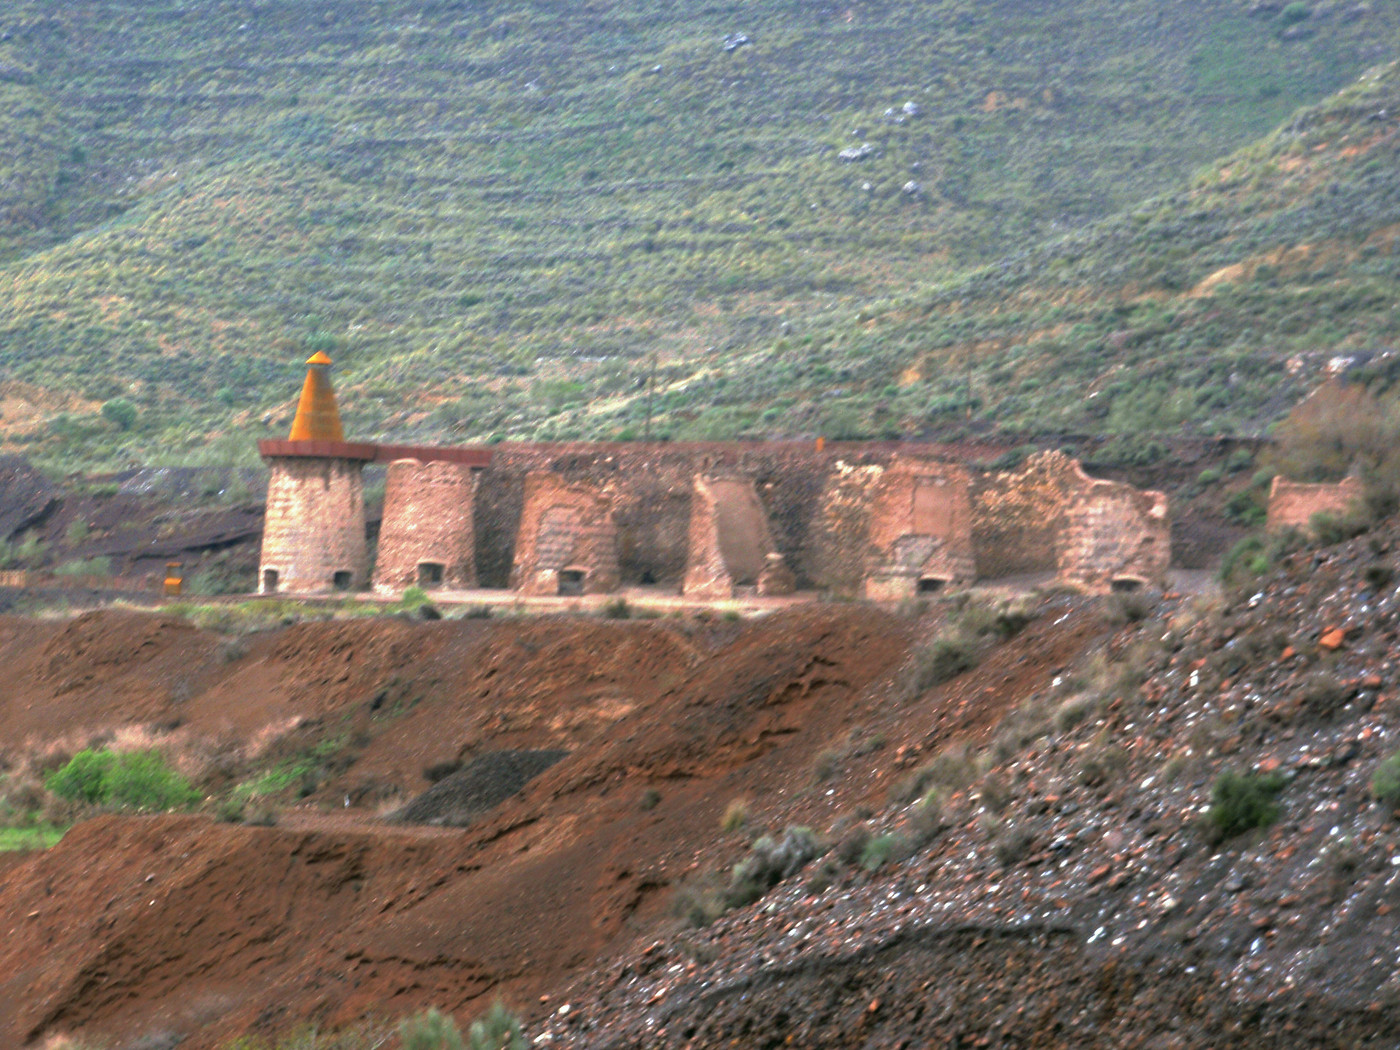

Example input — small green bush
[400,585,431,608]
[53,556,112,577]
[858,832,907,871]
[1223,489,1267,526]
[45,749,114,804]
[467,1001,527,1050]
[400,1008,465,1050]
[46,749,200,812]
[1208,770,1285,839]
[890,744,977,804]
[1310,507,1372,546]
[905,633,980,693]
[600,597,631,619]
[101,398,138,430]
[725,826,821,906]
[1372,752,1400,811]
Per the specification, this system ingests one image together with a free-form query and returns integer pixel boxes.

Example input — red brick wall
[861,457,976,599]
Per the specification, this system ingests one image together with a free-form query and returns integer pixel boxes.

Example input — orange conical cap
[288,352,345,442]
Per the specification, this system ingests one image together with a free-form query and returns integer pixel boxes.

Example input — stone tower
[373,457,480,593]
[256,353,373,594]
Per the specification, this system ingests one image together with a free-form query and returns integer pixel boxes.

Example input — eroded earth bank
[1,552,1399,1047]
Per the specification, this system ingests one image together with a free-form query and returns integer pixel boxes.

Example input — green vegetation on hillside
[0,1,1396,467]
[717,59,1400,454]
[45,748,202,811]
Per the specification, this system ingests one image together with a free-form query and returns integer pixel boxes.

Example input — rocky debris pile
[390,749,568,826]
[0,455,56,540]
[533,527,1400,1047]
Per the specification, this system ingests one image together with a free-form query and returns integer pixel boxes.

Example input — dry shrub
[720,796,750,832]
[993,824,1035,867]
[902,596,1039,698]
[890,743,977,804]
[834,825,872,867]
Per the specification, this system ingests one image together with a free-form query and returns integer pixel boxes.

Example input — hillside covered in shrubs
[0,1,1397,467]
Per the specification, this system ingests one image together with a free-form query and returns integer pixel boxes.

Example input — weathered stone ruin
[861,458,976,600]
[682,475,793,599]
[1266,476,1364,535]
[1056,464,1170,593]
[509,472,621,596]
[261,444,1171,598]
[974,451,1169,594]
[375,458,479,592]
[255,357,1172,599]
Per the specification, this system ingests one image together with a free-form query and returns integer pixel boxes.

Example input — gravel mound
[389,749,568,826]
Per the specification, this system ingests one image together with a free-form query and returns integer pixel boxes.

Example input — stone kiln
[682,475,793,599]
[862,457,976,600]
[374,458,479,592]
[257,354,490,594]
[255,360,1173,598]
[509,472,621,596]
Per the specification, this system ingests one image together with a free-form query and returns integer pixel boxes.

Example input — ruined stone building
[1266,476,1364,535]
[257,358,1172,598]
[509,472,621,596]
[683,475,794,599]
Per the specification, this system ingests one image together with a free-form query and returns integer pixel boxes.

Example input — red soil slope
[0,603,1105,1048]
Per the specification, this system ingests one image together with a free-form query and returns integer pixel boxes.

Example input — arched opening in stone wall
[417,562,445,588]
[1111,576,1144,593]
[332,570,354,590]
[262,568,279,593]
[917,577,947,594]
[558,568,586,596]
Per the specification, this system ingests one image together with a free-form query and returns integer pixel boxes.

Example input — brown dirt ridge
[0,605,931,1047]
[2,533,1399,1048]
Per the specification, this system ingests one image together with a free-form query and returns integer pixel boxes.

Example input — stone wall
[1057,468,1170,593]
[259,457,367,593]
[969,452,1169,592]
[373,459,479,593]
[509,472,621,596]
[1267,476,1364,534]
[476,443,853,590]
[862,457,976,600]
[476,446,1170,594]
[969,453,1079,579]
[682,475,791,599]
[255,441,1173,598]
